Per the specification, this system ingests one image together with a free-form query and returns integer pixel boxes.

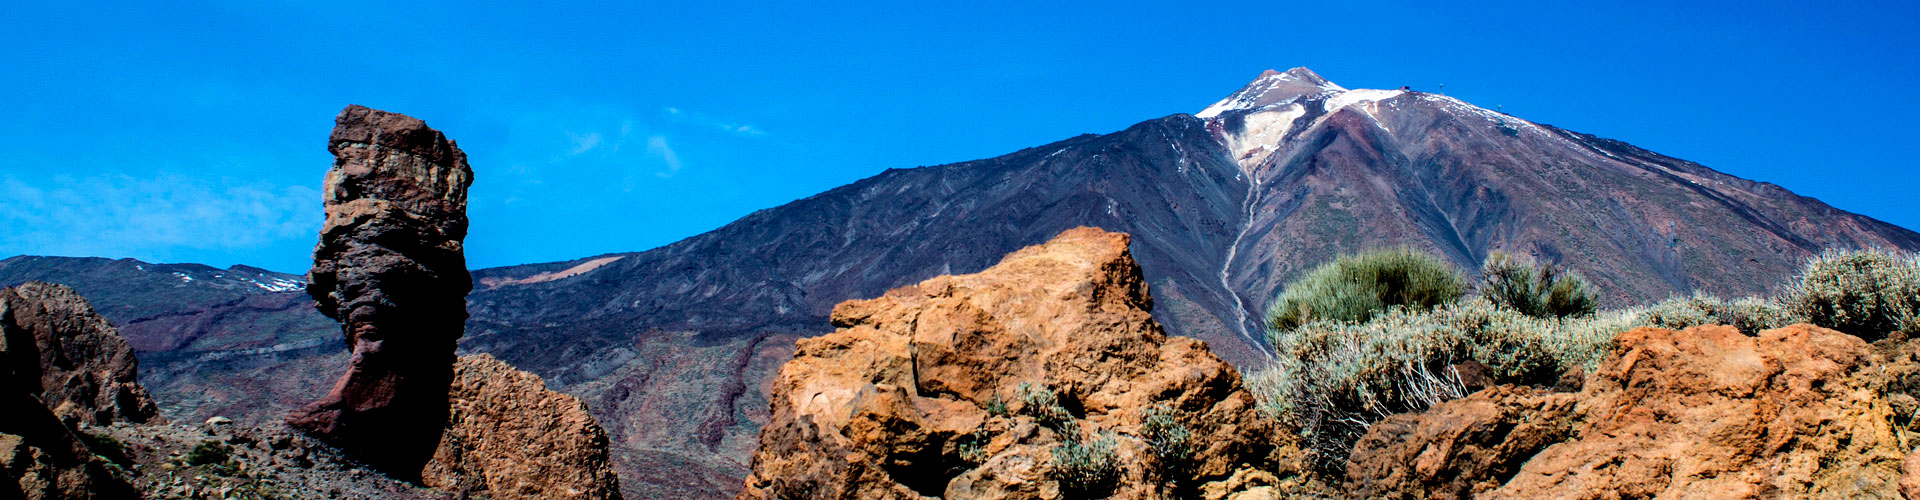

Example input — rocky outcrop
[287,105,475,478]
[739,227,1276,500]
[0,282,145,499]
[0,399,139,500]
[424,354,623,500]
[1347,324,1907,498]
[1,282,159,426]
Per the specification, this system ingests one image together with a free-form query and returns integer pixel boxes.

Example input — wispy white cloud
[663,106,768,137]
[567,131,603,155]
[0,173,321,262]
[648,136,683,178]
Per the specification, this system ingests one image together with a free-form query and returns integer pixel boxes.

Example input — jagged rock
[423,354,623,500]
[1345,386,1578,499]
[1347,324,1907,498]
[287,104,475,478]
[1,282,159,426]
[0,283,143,499]
[739,227,1276,500]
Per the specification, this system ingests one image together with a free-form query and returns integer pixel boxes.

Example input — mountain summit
[1196,67,1346,118]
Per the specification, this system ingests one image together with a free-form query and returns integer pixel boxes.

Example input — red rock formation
[1346,324,1908,498]
[424,354,623,500]
[0,282,159,426]
[287,104,475,479]
[739,227,1277,500]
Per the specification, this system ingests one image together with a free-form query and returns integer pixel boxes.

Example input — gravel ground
[83,419,467,500]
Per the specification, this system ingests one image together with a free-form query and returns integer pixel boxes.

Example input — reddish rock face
[1347,324,1908,499]
[0,282,159,426]
[287,105,474,480]
[739,227,1278,500]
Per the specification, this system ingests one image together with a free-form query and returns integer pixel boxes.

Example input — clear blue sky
[3,1,1915,273]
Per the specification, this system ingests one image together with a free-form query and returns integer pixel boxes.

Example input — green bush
[1018,383,1073,430]
[1049,432,1120,496]
[956,431,991,465]
[1638,293,1796,335]
[1140,405,1194,475]
[1266,248,1468,331]
[185,440,232,466]
[1477,252,1598,318]
[1778,248,1920,341]
[1252,299,1627,470]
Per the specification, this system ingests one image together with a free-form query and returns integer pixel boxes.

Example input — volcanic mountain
[6,68,1916,499]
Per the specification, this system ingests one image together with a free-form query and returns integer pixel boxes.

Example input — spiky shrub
[1018,382,1073,430]
[1266,248,1469,331]
[1253,299,1628,470]
[185,440,232,466]
[1049,432,1120,496]
[984,394,1010,417]
[1777,248,1920,341]
[1140,405,1195,475]
[1477,251,1599,318]
[1639,293,1797,335]
[956,430,991,465]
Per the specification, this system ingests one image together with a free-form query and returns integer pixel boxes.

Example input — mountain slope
[6,67,1917,499]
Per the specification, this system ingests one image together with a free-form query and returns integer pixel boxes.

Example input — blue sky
[3,1,1915,273]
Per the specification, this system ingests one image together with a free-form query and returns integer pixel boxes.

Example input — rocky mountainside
[5,68,1919,499]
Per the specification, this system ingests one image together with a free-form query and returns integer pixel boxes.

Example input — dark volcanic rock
[0,282,143,499]
[0,282,159,426]
[286,104,475,479]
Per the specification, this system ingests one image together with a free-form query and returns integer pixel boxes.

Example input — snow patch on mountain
[1324,89,1405,113]
[1224,104,1306,169]
[1197,68,1344,119]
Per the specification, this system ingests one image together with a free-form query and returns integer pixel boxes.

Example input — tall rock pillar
[288,104,475,480]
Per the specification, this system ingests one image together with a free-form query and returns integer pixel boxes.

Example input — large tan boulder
[1347,324,1908,499]
[424,354,623,500]
[739,227,1276,500]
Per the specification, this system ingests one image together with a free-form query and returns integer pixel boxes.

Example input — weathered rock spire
[287,104,475,479]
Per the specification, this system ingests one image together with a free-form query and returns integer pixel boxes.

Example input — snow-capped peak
[1196,67,1346,118]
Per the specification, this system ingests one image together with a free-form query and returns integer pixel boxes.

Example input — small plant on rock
[984,394,1009,417]
[1140,405,1195,476]
[1018,382,1073,430]
[1049,431,1120,497]
[956,430,992,465]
